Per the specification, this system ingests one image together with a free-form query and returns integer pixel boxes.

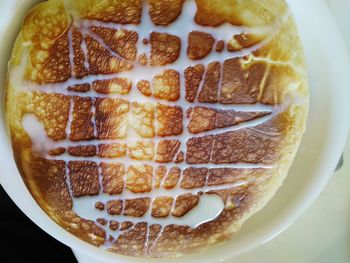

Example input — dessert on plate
[6,0,308,257]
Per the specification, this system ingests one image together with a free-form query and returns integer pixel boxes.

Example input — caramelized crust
[151,197,173,218]
[187,31,215,60]
[92,78,132,94]
[180,167,208,189]
[21,92,70,140]
[29,31,71,83]
[67,83,90,92]
[211,113,287,165]
[216,110,270,128]
[95,98,130,139]
[137,80,152,96]
[150,32,181,66]
[215,40,225,52]
[68,161,100,197]
[153,70,180,101]
[220,58,265,104]
[188,106,271,134]
[119,221,134,231]
[123,198,151,217]
[228,33,265,52]
[198,62,221,103]
[207,168,268,186]
[155,140,180,163]
[111,223,147,256]
[106,200,123,215]
[162,167,181,189]
[156,104,183,137]
[127,141,154,160]
[174,151,185,163]
[70,96,94,141]
[154,166,167,188]
[95,201,105,211]
[68,145,97,156]
[109,220,119,230]
[49,147,66,156]
[188,106,216,134]
[101,162,125,195]
[126,165,153,193]
[72,29,89,78]
[186,135,214,164]
[86,36,133,74]
[185,64,205,102]
[68,0,143,24]
[129,102,155,138]
[149,0,185,26]
[23,0,71,84]
[90,27,138,61]
[98,143,126,158]
[172,194,200,217]
[194,0,288,27]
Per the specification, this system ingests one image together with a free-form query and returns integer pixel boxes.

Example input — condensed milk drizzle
[80,35,90,70]
[68,29,75,76]
[65,97,74,139]
[65,163,74,199]
[15,0,295,250]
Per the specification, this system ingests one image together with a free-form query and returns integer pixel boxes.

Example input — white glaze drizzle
[68,29,75,77]
[65,97,74,139]
[80,31,90,70]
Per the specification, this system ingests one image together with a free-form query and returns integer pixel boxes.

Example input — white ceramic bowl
[0,0,349,262]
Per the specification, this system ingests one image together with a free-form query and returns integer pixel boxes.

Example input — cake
[5,0,308,257]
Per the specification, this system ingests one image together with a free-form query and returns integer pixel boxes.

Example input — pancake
[5,0,308,258]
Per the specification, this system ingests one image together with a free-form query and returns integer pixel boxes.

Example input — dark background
[0,185,77,263]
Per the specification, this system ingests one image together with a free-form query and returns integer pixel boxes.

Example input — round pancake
[5,0,308,258]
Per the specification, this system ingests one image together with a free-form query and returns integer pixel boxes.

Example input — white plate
[326,0,350,52]
[0,0,349,262]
